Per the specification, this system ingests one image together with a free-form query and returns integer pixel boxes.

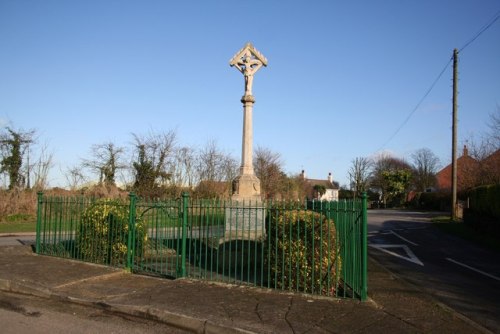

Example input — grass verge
[0,214,36,233]
[0,221,36,233]
[432,216,500,252]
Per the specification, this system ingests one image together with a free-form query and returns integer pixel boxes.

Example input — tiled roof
[305,179,340,190]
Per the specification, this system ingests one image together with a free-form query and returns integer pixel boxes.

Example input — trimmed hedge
[266,209,341,295]
[464,184,500,236]
[411,192,450,211]
[466,184,500,219]
[76,199,147,266]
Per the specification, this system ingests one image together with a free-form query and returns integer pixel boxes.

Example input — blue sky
[1,1,499,188]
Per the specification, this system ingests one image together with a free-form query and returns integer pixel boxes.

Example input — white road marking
[446,258,500,282]
[390,230,419,246]
[369,244,424,266]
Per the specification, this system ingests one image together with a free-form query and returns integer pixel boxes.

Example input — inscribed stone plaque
[224,203,266,241]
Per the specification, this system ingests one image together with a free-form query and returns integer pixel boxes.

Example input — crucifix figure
[230,43,268,97]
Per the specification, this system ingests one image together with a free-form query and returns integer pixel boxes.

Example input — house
[481,148,500,185]
[301,170,340,201]
[435,145,500,191]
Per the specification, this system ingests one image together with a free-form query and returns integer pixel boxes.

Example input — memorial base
[224,199,265,242]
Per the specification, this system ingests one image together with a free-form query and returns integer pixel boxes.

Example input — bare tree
[487,106,500,148]
[411,148,440,192]
[194,140,237,198]
[169,146,196,188]
[348,157,372,196]
[0,127,35,189]
[82,142,126,186]
[464,134,499,187]
[31,142,54,190]
[65,165,87,191]
[131,130,176,195]
[197,140,238,182]
[220,153,239,184]
[253,146,285,200]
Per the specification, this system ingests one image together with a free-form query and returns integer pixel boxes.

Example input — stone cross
[230,43,268,97]
[229,43,267,200]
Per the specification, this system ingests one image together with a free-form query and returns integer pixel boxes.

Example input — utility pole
[451,48,458,221]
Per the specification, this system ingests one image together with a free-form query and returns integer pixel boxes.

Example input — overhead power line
[376,8,500,152]
[459,9,500,53]
[377,58,452,152]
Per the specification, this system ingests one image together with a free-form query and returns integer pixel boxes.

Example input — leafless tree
[193,140,238,198]
[487,106,500,148]
[220,153,239,184]
[82,142,126,186]
[411,148,440,192]
[168,146,196,188]
[195,139,237,183]
[131,129,177,195]
[464,134,499,187]
[31,142,54,190]
[348,157,372,196]
[65,165,87,191]
[253,146,285,200]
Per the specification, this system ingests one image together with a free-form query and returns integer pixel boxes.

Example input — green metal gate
[36,192,367,300]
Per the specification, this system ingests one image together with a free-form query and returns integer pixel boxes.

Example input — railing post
[127,192,137,271]
[36,192,43,254]
[179,192,189,277]
[361,192,368,301]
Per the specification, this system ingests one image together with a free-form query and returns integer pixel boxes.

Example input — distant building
[435,145,500,191]
[301,170,340,201]
[436,146,478,191]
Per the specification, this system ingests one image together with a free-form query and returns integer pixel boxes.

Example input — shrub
[77,199,147,266]
[415,191,449,211]
[266,209,341,295]
[466,184,500,219]
[464,184,500,236]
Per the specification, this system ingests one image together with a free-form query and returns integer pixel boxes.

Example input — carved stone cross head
[230,43,268,96]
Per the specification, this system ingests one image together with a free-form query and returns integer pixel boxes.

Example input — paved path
[0,242,489,333]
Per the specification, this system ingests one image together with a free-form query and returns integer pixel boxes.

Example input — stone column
[225,43,268,242]
[240,94,255,176]
[229,43,267,202]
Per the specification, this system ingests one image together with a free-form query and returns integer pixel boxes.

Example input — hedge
[464,184,500,236]
[266,209,341,295]
[466,184,500,219]
[76,199,147,266]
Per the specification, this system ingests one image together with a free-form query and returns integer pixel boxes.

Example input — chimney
[328,172,333,183]
[463,145,468,157]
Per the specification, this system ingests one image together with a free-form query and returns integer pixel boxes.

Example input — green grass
[0,213,36,233]
[0,221,36,233]
[432,217,500,252]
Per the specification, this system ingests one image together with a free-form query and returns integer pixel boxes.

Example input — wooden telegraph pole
[451,48,458,221]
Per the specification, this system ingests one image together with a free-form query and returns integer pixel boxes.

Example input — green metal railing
[36,192,368,300]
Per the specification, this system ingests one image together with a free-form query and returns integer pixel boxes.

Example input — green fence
[36,192,367,300]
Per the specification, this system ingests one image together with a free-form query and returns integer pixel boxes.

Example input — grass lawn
[0,213,36,233]
[0,221,36,233]
[432,216,500,252]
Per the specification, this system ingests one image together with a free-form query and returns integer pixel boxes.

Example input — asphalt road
[0,290,190,334]
[368,209,500,333]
